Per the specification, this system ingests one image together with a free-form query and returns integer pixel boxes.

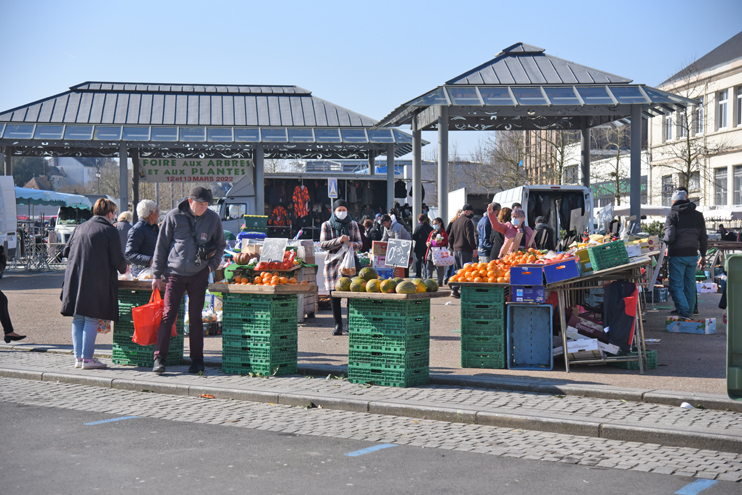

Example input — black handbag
[187,216,217,265]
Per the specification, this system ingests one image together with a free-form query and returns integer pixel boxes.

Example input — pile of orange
[449,248,545,284]
[232,272,307,286]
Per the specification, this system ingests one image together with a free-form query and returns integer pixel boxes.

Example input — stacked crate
[296,266,318,322]
[460,286,506,369]
[113,290,185,367]
[221,294,298,376]
[347,298,430,387]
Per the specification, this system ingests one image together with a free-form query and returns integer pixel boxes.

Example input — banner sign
[139,158,252,183]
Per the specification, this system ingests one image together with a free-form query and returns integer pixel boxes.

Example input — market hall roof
[0,82,416,159]
[375,42,697,131]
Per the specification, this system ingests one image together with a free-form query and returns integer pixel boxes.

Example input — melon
[350,278,367,292]
[366,279,382,293]
[380,279,397,294]
[423,279,439,292]
[395,281,417,294]
[358,267,379,281]
[414,280,427,293]
[335,277,352,292]
[392,277,405,284]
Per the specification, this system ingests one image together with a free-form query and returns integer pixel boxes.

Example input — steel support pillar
[254,144,264,215]
[368,151,375,176]
[119,144,128,213]
[629,104,643,233]
[437,106,449,224]
[580,119,590,187]
[412,116,422,223]
[386,143,395,212]
[3,146,13,176]
[131,153,140,222]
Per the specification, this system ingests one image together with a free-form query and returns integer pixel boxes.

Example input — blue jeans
[668,256,698,317]
[71,315,99,359]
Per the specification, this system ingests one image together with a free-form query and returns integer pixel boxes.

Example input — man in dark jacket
[664,190,708,318]
[151,187,226,374]
[448,203,478,298]
[413,214,434,278]
[477,203,498,263]
[533,216,556,251]
[125,200,159,277]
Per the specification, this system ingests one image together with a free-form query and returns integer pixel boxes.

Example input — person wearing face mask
[425,217,449,284]
[320,199,362,336]
[61,198,127,370]
[448,204,478,298]
[487,204,534,258]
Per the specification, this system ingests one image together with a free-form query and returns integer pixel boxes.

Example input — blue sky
[2,0,741,160]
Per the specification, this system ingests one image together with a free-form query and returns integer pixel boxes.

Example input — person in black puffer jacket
[125,200,160,277]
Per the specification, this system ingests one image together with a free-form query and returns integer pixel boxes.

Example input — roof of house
[23,176,54,190]
[661,31,742,86]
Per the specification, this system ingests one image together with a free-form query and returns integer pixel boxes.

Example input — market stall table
[333,290,451,387]
[114,280,185,367]
[209,283,318,376]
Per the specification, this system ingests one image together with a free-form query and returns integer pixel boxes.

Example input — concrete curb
[1,366,740,454]
[3,344,741,413]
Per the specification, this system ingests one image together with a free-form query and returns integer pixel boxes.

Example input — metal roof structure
[0,81,414,159]
[376,43,696,132]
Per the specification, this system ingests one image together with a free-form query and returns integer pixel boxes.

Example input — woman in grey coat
[61,199,127,369]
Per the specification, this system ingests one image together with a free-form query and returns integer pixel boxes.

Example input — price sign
[259,238,288,263]
[385,239,412,268]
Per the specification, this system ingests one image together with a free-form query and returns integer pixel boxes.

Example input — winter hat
[189,186,213,204]
[333,199,348,210]
[671,190,688,201]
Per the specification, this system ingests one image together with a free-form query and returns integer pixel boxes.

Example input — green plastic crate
[348,298,430,318]
[461,334,505,353]
[242,214,268,231]
[347,365,429,387]
[221,316,297,337]
[461,350,506,369]
[587,240,629,272]
[461,301,504,321]
[112,338,183,367]
[348,349,429,370]
[461,286,506,304]
[460,318,504,336]
[348,332,429,354]
[222,333,295,347]
[222,344,297,365]
[348,315,430,335]
[608,349,657,370]
[222,361,297,376]
[222,295,297,317]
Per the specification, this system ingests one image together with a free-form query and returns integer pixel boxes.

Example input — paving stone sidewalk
[1,376,741,483]
[2,349,741,454]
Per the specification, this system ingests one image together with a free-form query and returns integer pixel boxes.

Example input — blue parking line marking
[85,416,139,425]
[345,444,397,457]
[675,479,718,495]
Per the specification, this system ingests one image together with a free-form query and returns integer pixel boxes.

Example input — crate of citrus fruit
[449,248,548,285]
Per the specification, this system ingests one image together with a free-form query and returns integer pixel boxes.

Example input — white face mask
[335,210,347,220]
[512,218,521,227]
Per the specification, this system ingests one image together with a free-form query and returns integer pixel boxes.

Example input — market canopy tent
[375,42,697,228]
[0,82,421,215]
[14,187,92,209]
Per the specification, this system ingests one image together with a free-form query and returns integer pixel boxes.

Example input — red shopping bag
[132,290,176,346]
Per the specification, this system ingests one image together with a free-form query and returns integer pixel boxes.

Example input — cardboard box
[510,265,544,285]
[511,285,546,303]
[371,241,388,256]
[375,267,393,279]
[696,282,717,293]
[543,258,580,284]
[665,317,716,334]
[568,315,608,343]
[575,249,592,273]
[372,255,389,268]
[553,338,602,360]
[624,244,642,258]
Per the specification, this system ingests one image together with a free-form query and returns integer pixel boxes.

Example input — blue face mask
[512,218,521,227]
[434,224,441,230]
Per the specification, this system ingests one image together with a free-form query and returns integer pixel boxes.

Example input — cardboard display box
[511,285,546,303]
[666,317,716,334]
[371,241,388,256]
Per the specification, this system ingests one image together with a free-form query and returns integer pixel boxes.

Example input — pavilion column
[629,104,642,233]
[438,106,449,224]
[368,151,375,176]
[131,152,140,222]
[411,115,422,223]
[3,146,13,176]
[119,144,128,213]
[386,143,395,211]
[580,119,590,187]
[254,144,265,215]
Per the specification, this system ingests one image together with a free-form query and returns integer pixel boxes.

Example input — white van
[492,185,595,236]
[54,206,93,243]
[217,174,257,234]
[0,177,18,269]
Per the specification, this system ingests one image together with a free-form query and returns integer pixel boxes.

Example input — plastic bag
[432,246,455,266]
[97,320,111,334]
[137,266,154,280]
[132,290,177,346]
[340,245,356,276]
[326,243,348,265]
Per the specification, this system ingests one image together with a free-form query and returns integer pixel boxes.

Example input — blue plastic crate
[506,303,553,370]
[509,265,544,286]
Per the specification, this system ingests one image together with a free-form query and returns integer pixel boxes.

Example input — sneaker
[188,360,205,374]
[153,357,165,374]
[74,358,82,368]
[81,358,107,370]
[451,292,460,299]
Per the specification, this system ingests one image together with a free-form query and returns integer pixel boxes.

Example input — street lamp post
[95,169,101,194]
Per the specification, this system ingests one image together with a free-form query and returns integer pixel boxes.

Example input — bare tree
[487,131,529,190]
[590,126,632,205]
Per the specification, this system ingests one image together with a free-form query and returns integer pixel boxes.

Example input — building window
[737,86,742,127]
[663,115,673,141]
[718,89,728,129]
[563,165,578,184]
[694,96,704,135]
[677,111,687,139]
[735,166,742,205]
[688,171,700,193]
[662,175,674,206]
[715,168,727,205]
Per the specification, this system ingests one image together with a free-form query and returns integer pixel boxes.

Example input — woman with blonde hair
[61,198,127,369]
[116,210,133,253]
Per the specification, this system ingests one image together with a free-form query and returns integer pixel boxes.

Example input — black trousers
[331,296,344,327]
[0,290,14,335]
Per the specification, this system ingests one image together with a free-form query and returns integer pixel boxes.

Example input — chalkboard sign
[259,238,288,263]
[385,239,412,268]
